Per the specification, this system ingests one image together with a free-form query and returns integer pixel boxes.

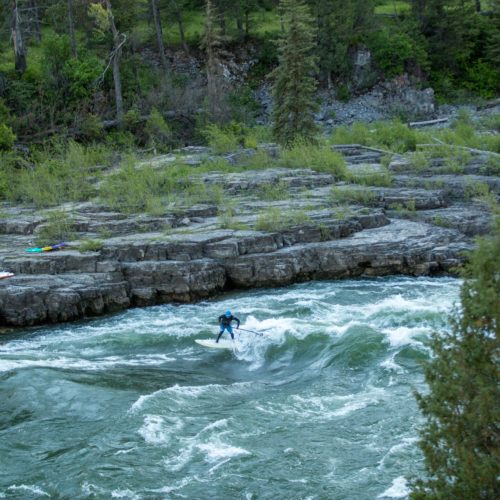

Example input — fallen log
[408,117,449,128]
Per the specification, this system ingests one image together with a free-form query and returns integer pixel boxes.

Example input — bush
[0,124,16,151]
[78,239,104,253]
[280,140,348,178]
[9,141,107,207]
[203,122,243,153]
[349,165,392,187]
[145,107,173,150]
[254,207,311,232]
[368,27,428,78]
[332,120,418,153]
[35,210,76,246]
[331,186,375,205]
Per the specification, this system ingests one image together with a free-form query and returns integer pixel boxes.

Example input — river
[0,276,460,499]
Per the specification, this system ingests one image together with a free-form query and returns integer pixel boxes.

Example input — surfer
[217,310,240,343]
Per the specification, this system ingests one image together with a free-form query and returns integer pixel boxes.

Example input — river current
[0,276,460,499]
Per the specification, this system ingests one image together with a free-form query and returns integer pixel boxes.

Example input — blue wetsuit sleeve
[234,317,240,327]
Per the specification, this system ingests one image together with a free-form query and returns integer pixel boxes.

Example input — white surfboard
[195,338,237,350]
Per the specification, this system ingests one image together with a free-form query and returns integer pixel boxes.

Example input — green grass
[331,118,500,155]
[374,1,411,15]
[254,207,311,232]
[280,141,348,178]
[348,166,393,187]
[78,238,104,253]
[331,186,376,205]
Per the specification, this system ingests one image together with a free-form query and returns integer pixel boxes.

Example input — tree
[89,0,126,123]
[11,0,27,74]
[411,218,500,498]
[201,0,231,122]
[308,0,375,88]
[271,0,318,145]
[151,0,168,72]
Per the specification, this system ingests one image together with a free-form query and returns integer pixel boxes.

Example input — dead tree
[11,0,27,74]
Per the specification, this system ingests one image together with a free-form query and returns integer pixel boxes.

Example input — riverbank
[1,143,496,328]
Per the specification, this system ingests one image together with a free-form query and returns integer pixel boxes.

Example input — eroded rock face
[0,145,493,328]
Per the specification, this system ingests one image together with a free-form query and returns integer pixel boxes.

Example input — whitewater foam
[7,485,50,497]
[378,476,410,498]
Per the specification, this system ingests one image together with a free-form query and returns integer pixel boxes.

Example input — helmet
[225,310,231,317]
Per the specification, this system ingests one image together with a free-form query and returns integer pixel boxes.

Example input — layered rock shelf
[1,144,496,328]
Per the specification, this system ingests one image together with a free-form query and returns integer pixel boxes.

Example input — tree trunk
[244,10,249,37]
[67,0,77,57]
[11,0,27,74]
[151,0,168,71]
[104,0,124,124]
[475,0,481,12]
[175,9,189,55]
[30,0,41,42]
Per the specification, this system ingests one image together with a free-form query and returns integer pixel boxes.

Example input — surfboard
[195,339,236,350]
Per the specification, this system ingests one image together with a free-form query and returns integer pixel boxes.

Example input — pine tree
[271,0,318,146]
[411,218,500,498]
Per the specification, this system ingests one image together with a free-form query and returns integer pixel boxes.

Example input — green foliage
[349,166,392,187]
[78,239,104,253]
[464,180,490,200]
[203,122,242,153]
[280,140,348,178]
[257,180,290,201]
[145,108,173,150]
[372,120,417,152]
[271,0,319,145]
[4,141,110,207]
[411,220,500,499]
[367,26,428,78]
[254,206,311,231]
[330,186,375,205]
[0,124,16,151]
[35,211,76,246]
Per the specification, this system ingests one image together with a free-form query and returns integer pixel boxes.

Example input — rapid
[0,276,460,499]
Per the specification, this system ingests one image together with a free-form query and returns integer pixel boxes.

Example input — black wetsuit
[217,314,240,342]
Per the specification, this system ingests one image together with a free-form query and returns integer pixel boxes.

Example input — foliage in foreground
[411,218,500,498]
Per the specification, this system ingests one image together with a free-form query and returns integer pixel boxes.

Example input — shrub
[35,210,76,246]
[203,122,241,153]
[331,120,418,153]
[368,27,428,78]
[99,155,163,212]
[244,149,276,169]
[349,166,392,187]
[0,124,16,151]
[145,107,173,150]
[78,239,104,253]
[257,180,290,201]
[254,207,311,232]
[280,140,347,178]
[331,186,375,205]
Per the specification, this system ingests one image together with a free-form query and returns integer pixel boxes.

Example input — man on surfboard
[217,310,240,343]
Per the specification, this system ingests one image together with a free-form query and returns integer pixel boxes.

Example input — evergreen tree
[411,218,500,498]
[271,0,318,146]
[309,0,374,88]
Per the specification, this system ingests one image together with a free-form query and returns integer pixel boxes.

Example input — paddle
[237,327,264,337]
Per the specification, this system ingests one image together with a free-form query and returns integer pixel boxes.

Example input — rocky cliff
[1,145,496,328]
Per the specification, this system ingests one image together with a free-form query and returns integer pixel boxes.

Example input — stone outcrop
[1,144,495,328]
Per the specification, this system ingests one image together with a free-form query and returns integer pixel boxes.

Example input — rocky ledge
[1,144,496,328]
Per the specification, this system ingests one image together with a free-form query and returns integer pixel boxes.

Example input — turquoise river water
[0,276,461,499]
